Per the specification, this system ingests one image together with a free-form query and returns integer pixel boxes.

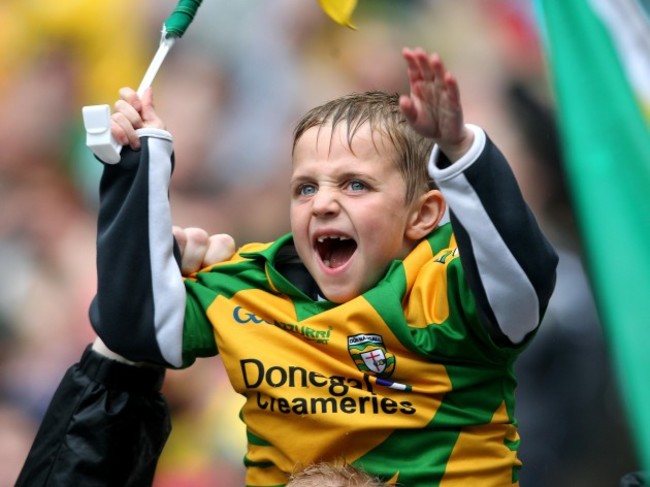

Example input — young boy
[92,47,557,485]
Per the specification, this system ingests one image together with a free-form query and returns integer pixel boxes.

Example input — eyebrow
[290,169,382,185]
[336,169,382,183]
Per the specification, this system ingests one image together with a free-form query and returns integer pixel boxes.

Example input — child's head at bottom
[287,461,391,487]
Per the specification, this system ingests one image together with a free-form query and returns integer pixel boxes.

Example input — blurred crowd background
[0,0,641,485]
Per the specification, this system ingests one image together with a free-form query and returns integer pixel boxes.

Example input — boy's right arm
[89,124,186,367]
[89,88,211,368]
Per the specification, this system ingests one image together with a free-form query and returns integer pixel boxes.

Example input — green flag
[535,0,650,472]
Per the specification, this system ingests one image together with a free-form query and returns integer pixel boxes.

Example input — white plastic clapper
[82,104,122,164]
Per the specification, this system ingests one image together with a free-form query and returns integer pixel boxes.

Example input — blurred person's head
[0,52,76,177]
[156,50,226,195]
[0,402,37,487]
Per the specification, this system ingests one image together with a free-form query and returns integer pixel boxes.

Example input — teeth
[317,235,349,243]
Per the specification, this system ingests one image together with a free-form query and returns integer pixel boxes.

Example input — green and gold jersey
[183,225,522,486]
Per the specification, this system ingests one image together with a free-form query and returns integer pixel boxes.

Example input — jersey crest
[348,333,395,378]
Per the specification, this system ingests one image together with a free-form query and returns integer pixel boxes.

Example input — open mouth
[315,235,357,269]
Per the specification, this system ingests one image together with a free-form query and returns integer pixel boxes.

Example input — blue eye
[349,180,366,191]
[299,184,317,196]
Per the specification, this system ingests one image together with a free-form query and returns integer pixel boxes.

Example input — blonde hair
[286,461,390,487]
[292,91,435,205]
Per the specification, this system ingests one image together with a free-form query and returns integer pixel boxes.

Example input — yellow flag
[318,0,358,29]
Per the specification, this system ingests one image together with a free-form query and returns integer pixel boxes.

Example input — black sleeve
[15,345,170,487]
[431,126,558,346]
[89,129,187,367]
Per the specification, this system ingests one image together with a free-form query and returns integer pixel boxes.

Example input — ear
[405,190,446,241]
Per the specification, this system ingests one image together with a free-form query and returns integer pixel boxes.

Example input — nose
[311,187,340,217]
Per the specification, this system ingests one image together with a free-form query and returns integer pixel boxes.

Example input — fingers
[204,234,236,266]
[401,47,466,138]
[414,49,434,83]
[402,47,422,87]
[111,88,143,150]
[429,53,446,88]
[140,87,165,130]
[443,72,462,108]
[111,112,142,150]
[110,87,164,150]
[172,225,187,256]
[178,227,210,275]
[175,227,236,275]
[404,48,446,91]
[398,94,417,124]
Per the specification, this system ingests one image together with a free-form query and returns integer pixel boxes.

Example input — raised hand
[399,48,473,162]
[110,87,165,151]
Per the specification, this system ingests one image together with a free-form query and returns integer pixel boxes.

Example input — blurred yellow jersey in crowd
[0,0,149,104]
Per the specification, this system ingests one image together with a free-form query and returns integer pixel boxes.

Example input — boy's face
[290,122,422,303]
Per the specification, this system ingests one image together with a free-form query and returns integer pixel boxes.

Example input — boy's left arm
[400,48,558,345]
[430,125,558,345]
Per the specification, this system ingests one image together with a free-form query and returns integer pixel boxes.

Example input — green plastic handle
[163,0,203,38]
